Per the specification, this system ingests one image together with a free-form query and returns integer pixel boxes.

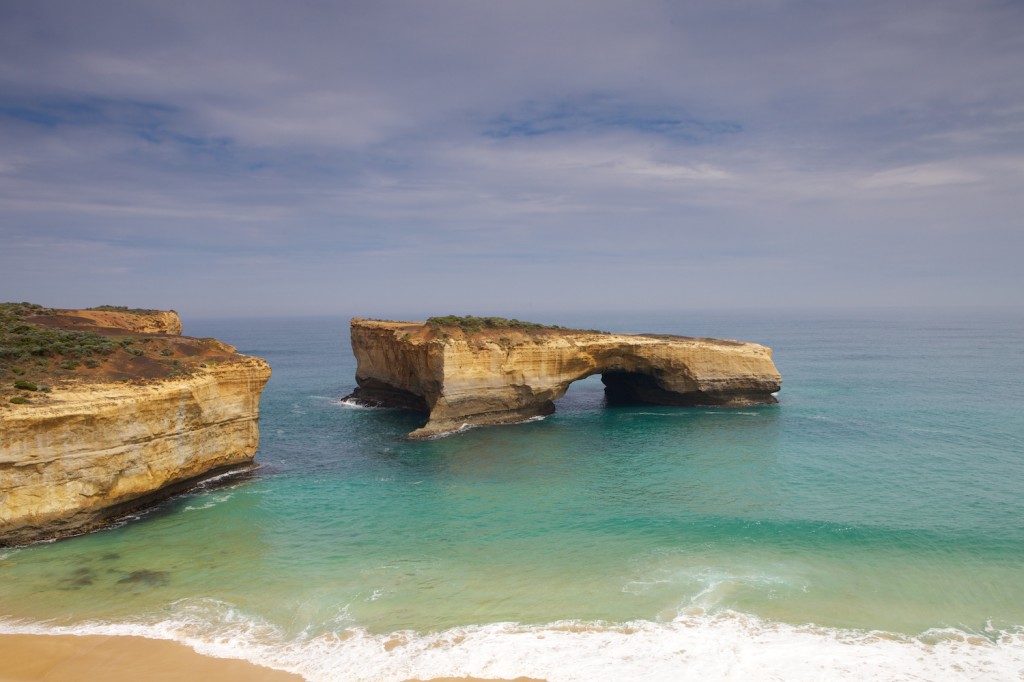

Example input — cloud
[483,96,742,141]
[860,163,982,189]
[0,0,1022,314]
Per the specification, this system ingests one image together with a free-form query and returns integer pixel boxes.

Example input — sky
[1,0,1022,318]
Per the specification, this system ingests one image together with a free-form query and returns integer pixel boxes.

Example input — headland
[0,303,271,545]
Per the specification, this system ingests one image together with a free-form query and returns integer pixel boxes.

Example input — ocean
[2,309,1023,680]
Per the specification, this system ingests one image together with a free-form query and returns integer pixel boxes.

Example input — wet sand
[0,634,302,682]
[0,633,548,682]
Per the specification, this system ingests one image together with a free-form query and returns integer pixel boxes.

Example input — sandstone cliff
[0,305,270,545]
[345,318,781,439]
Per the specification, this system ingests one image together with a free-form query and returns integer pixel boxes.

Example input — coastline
[0,633,302,682]
[3,313,1023,682]
[0,633,549,682]
[4,615,1023,681]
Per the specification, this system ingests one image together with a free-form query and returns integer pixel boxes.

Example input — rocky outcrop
[0,310,270,546]
[345,318,781,439]
[29,309,184,335]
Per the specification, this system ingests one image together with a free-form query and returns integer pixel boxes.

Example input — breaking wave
[3,609,1023,681]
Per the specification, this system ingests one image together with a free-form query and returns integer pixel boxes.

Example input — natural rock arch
[345,319,782,439]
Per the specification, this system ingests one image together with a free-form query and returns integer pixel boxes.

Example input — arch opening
[552,373,607,414]
[553,368,704,412]
[601,370,708,407]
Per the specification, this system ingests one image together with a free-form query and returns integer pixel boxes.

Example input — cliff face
[0,358,270,545]
[0,306,270,545]
[346,319,781,439]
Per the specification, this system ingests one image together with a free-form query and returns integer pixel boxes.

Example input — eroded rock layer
[346,318,781,439]
[0,310,270,546]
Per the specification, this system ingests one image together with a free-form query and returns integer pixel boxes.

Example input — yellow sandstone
[0,311,270,545]
[346,318,781,439]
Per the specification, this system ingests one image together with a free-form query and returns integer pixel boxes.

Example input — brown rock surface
[29,308,185,335]
[0,307,271,546]
[345,318,781,439]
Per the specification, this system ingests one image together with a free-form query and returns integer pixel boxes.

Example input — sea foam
[336,398,372,409]
[3,611,1023,682]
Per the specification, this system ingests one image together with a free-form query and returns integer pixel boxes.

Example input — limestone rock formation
[345,318,781,439]
[0,307,270,545]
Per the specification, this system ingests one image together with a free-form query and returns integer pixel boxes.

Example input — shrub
[0,302,53,321]
[13,379,38,391]
[0,305,115,361]
[425,315,604,335]
[426,315,549,333]
[10,396,30,404]
[87,305,163,314]
[159,348,174,356]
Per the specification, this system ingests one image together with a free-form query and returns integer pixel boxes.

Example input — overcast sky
[1,0,1022,318]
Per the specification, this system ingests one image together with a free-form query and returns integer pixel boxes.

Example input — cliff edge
[344,317,781,439]
[0,303,271,545]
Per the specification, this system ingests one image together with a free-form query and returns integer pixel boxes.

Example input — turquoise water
[2,310,1024,680]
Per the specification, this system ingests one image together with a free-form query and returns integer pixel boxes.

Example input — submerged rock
[117,570,171,586]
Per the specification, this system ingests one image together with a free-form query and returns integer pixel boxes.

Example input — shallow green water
[2,310,1023,679]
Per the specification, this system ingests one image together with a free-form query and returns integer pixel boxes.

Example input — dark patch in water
[117,570,170,587]
[100,552,121,561]
[58,567,96,590]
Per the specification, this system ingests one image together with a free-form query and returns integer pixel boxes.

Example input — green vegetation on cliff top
[0,303,115,363]
[0,303,206,404]
[87,305,168,314]
[425,315,603,335]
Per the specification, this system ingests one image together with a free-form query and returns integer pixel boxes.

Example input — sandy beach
[0,634,302,682]
[0,633,550,682]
